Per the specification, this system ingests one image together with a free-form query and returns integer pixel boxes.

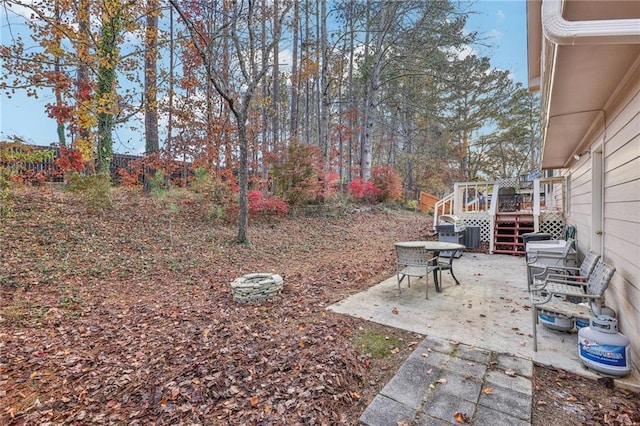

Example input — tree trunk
[319,0,329,168]
[53,0,66,147]
[166,5,174,165]
[76,0,92,166]
[289,0,299,141]
[272,0,280,153]
[346,1,355,183]
[235,108,250,244]
[359,0,371,180]
[144,0,159,155]
[96,3,121,174]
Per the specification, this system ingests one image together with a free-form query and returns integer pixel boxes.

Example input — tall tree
[318,0,329,167]
[476,83,540,179]
[289,0,299,141]
[144,0,159,155]
[95,0,124,173]
[166,3,175,161]
[271,0,281,155]
[441,54,512,180]
[359,0,397,182]
[75,0,93,161]
[1,0,147,173]
[170,0,291,244]
[51,0,66,147]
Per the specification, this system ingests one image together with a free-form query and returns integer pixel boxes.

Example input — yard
[1,188,638,424]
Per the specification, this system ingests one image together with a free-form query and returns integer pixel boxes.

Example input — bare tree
[360,1,401,181]
[169,0,290,244]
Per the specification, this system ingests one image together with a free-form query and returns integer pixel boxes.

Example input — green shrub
[66,172,112,210]
[406,199,419,211]
[0,167,13,219]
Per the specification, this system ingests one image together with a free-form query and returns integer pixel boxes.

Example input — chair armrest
[531,265,581,281]
[530,277,587,293]
[543,274,587,284]
[539,265,580,273]
[531,272,584,286]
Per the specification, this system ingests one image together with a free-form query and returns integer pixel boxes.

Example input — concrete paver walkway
[359,337,532,425]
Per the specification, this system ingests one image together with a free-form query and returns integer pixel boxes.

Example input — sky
[0,1,529,155]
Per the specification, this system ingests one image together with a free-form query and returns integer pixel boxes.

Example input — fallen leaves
[4,190,640,425]
[454,411,470,423]
[0,190,430,425]
[533,364,640,425]
[249,395,259,406]
[429,378,448,389]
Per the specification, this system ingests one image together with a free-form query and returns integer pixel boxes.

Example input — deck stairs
[493,212,534,255]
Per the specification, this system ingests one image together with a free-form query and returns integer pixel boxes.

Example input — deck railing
[433,192,454,226]
[433,177,566,234]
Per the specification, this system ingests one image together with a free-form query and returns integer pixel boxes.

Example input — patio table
[394,241,466,292]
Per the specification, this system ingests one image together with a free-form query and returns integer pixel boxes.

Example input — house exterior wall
[567,69,640,374]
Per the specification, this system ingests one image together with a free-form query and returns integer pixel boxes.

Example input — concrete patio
[328,252,640,390]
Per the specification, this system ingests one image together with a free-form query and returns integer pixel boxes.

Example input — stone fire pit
[230,273,284,303]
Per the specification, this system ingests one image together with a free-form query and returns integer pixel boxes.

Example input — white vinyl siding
[601,73,640,374]
[567,69,640,375]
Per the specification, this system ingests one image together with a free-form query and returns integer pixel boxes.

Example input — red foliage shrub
[322,171,341,200]
[118,168,141,187]
[347,178,382,202]
[370,166,403,203]
[267,143,325,205]
[248,190,288,218]
[54,146,85,173]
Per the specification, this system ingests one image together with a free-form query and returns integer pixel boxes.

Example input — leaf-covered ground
[1,188,428,425]
[1,188,638,425]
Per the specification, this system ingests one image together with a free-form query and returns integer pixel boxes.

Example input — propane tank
[538,295,574,331]
[576,306,616,330]
[538,310,574,331]
[578,316,631,377]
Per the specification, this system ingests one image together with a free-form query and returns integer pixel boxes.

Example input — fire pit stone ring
[230,273,284,303]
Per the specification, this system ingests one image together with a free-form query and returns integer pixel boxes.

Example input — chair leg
[532,303,538,352]
[425,270,429,299]
[397,273,402,293]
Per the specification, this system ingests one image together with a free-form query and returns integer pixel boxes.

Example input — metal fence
[0,143,145,183]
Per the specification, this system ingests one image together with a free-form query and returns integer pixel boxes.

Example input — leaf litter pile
[2,188,639,425]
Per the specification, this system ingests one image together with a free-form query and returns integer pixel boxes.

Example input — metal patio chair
[529,249,600,292]
[531,260,615,351]
[394,244,440,299]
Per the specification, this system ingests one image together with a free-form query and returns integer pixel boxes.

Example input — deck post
[533,179,541,232]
